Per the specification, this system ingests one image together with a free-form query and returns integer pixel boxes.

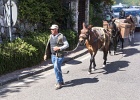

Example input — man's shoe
[60,82,65,85]
[55,83,62,90]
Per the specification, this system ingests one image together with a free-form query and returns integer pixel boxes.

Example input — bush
[0,38,37,75]
[23,32,50,63]
[62,29,78,50]
[0,30,77,75]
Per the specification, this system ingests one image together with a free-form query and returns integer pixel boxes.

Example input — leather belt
[52,53,56,55]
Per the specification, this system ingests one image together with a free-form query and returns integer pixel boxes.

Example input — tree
[18,0,73,31]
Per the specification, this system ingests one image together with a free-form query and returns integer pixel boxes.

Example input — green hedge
[0,38,38,74]
[0,30,78,75]
[62,29,78,50]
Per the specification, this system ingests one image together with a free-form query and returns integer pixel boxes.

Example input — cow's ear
[88,25,93,29]
[82,22,86,29]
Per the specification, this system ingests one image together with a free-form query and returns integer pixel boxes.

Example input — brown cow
[114,15,135,41]
[103,19,123,55]
[79,23,110,74]
[125,15,136,40]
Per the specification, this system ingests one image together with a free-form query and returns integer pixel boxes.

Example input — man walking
[44,24,69,90]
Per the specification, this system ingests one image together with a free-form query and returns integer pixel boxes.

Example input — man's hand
[44,55,47,61]
[53,46,60,51]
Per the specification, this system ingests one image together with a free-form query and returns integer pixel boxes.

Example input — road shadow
[0,74,45,98]
[63,77,99,87]
[102,60,130,74]
[81,60,129,75]
[115,34,140,49]
[65,59,82,65]
[122,48,140,57]
[129,40,140,47]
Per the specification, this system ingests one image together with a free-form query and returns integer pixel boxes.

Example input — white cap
[50,24,59,29]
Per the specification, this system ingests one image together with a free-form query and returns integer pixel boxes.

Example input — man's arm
[53,36,69,51]
[59,36,69,51]
[44,35,51,60]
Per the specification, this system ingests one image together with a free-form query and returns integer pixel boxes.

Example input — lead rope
[55,55,69,74]
[55,42,80,74]
[64,42,80,53]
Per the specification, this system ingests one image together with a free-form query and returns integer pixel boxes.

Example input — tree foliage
[18,0,73,30]
[89,0,115,26]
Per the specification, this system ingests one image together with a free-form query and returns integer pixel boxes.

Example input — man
[44,24,69,90]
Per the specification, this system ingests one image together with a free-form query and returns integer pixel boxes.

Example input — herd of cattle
[78,13,137,74]
[103,14,136,54]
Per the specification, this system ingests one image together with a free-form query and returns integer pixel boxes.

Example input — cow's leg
[88,54,93,74]
[88,53,96,74]
[132,30,135,38]
[92,51,97,71]
[92,56,96,71]
[113,37,118,55]
[120,37,124,50]
[103,48,108,67]
[129,31,132,42]
[109,40,112,55]
[129,28,135,42]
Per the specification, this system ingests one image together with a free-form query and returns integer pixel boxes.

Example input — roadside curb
[0,47,88,86]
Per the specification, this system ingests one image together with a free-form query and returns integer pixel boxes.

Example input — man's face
[51,29,58,35]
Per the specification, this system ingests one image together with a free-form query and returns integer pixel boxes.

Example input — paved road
[0,32,140,100]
